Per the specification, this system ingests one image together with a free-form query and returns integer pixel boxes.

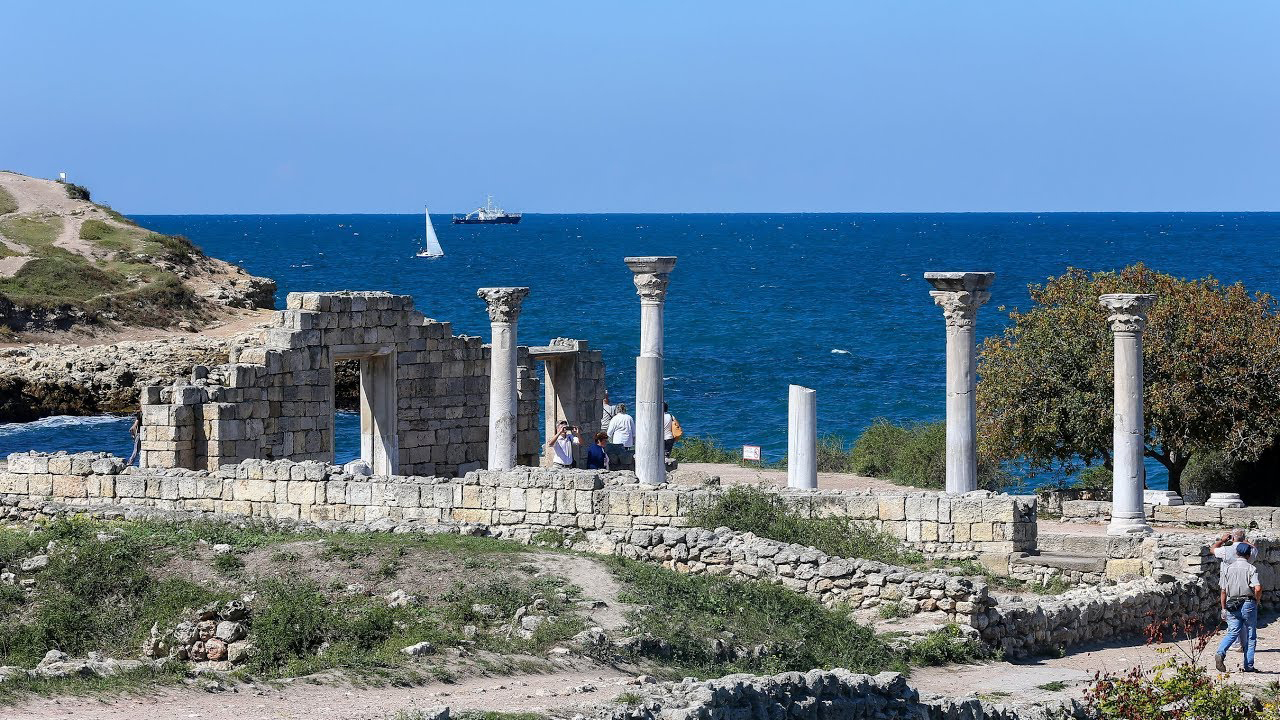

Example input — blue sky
[3,1,1277,213]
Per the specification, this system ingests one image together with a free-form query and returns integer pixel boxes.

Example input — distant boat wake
[831,349,851,355]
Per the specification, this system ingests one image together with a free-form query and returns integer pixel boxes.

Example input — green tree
[977,264,1280,495]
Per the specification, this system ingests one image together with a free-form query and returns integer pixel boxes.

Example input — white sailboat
[415,206,444,258]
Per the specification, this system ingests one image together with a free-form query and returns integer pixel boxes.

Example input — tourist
[602,391,616,427]
[662,402,680,457]
[1216,542,1263,673]
[1212,530,1259,564]
[127,411,142,466]
[547,421,579,469]
[606,403,635,470]
[587,432,610,470]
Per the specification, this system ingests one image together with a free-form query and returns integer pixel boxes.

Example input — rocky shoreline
[0,336,245,422]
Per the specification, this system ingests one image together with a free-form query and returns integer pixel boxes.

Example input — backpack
[670,416,684,441]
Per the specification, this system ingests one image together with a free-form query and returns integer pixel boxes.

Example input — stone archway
[333,346,398,476]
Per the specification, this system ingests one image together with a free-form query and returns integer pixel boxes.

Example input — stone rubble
[142,600,254,671]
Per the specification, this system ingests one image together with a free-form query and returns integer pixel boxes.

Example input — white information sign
[742,445,762,461]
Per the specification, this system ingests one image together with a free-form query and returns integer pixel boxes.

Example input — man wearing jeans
[1216,542,1262,672]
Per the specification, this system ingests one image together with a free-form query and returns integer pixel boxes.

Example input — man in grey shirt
[1215,542,1262,672]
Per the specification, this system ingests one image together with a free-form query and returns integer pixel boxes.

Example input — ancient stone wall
[598,526,989,623]
[0,453,1036,556]
[138,292,602,478]
[599,669,1089,720]
[1060,498,1280,530]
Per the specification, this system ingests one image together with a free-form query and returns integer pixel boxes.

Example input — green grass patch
[0,215,61,250]
[903,624,988,666]
[670,436,745,465]
[0,663,187,704]
[1038,680,1069,691]
[610,556,905,678]
[80,219,142,253]
[141,233,203,265]
[0,186,17,215]
[688,485,923,566]
[0,254,123,303]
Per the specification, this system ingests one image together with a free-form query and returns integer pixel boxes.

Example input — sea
[5,212,1280,490]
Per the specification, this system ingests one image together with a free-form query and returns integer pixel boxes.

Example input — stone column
[625,256,676,485]
[478,287,530,472]
[925,271,995,494]
[1101,293,1156,536]
[787,385,817,489]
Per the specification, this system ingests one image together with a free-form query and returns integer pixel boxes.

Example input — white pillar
[478,286,530,472]
[924,271,995,494]
[1101,293,1156,536]
[625,256,676,485]
[787,385,817,489]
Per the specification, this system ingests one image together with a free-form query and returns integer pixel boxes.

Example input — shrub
[1076,466,1113,496]
[212,552,245,574]
[247,579,335,673]
[0,255,121,303]
[144,233,202,265]
[814,434,854,473]
[851,421,911,476]
[609,556,902,678]
[688,486,921,566]
[1180,451,1239,505]
[852,420,1009,490]
[903,624,988,666]
[60,181,91,201]
[1085,656,1255,719]
[670,436,741,464]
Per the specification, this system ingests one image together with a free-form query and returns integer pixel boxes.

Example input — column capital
[625,256,677,302]
[925,272,994,328]
[477,287,530,324]
[1100,293,1156,333]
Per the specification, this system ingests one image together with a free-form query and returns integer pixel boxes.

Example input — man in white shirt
[662,402,675,457]
[1213,530,1260,564]
[547,421,579,469]
[606,403,635,470]
[601,392,616,427]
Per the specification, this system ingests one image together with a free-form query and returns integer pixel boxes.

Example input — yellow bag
[670,416,684,441]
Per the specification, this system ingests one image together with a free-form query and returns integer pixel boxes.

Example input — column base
[1107,516,1154,536]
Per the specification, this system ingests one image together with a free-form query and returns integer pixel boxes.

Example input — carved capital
[930,290,991,328]
[1100,293,1156,334]
[477,287,530,324]
[624,256,677,303]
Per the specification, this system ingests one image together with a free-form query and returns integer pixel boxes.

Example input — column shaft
[1110,331,1145,528]
[787,385,817,489]
[487,321,518,471]
[1101,292,1155,536]
[625,256,677,485]
[944,322,978,494]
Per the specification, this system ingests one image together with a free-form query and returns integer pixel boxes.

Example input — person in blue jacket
[587,432,610,470]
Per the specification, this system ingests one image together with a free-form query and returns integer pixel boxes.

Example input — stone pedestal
[924,271,995,494]
[1206,493,1246,509]
[625,257,676,485]
[1144,490,1184,506]
[478,287,530,472]
[1101,293,1156,536]
[787,385,817,489]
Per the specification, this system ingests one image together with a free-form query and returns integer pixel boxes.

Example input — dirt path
[528,552,637,632]
[6,664,635,720]
[910,611,1280,705]
[671,462,925,492]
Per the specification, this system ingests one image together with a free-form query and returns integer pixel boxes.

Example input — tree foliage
[977,264,1280,494]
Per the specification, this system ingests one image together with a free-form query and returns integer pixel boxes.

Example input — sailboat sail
[422,206,443,257]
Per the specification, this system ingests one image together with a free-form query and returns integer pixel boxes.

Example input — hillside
[0,171,275,336]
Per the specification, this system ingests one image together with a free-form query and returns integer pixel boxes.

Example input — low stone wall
[1061,498,1280,529]
[597,526,989,622]
[0,452,1037,556]
[599,669,1087,720]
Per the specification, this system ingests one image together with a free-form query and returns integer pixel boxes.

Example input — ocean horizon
[7,211,1280,489]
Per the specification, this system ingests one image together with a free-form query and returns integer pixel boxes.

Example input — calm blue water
[5,212,1280,489]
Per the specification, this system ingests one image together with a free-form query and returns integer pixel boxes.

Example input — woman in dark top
[587,432,610,470]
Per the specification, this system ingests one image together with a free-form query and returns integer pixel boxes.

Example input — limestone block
[344,482,372,506]
[52,475,87,499]
[287,481,317,505]
[950,501,983,524]
[1105,558,1145,579]
[115,475,146,498]
[878,496,906,521]
[392,484,420,508]
[49,456,73,475]
[983,499,1015,522]
[920,521,939,542]
[1153,505,1189,523]
[160,478,180,500]
[905,496,938,521]
[1186,506,1223,525]
[234,478,276,503]
[846,496,879,520]
[0,474,29,494]
[657,491,678,516]
[1222,507,1272,528]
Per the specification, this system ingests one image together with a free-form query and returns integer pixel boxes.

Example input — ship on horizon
[452,195,522,224]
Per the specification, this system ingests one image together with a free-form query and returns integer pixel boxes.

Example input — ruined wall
[602,526,989,623]
[139,292,598,478]
[0,454,1034,556]
[1059,498,1280,529]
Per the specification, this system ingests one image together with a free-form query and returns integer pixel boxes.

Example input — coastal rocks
[143,600,253,670]
[0,650,148,683]
[0,337,245,421]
